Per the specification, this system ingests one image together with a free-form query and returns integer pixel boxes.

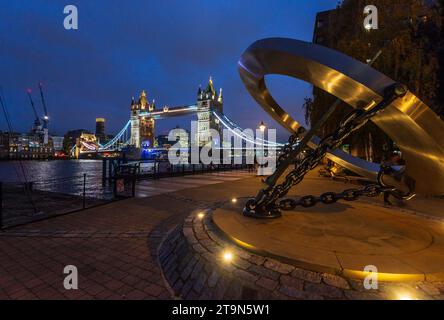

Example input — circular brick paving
[158,203,444,300]
[213,198,444,281]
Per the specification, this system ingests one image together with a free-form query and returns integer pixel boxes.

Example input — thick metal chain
[245,83,411,218]
[278,183,394,210]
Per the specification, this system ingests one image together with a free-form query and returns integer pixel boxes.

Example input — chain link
[277,183,394,211]
[245,83,411,217]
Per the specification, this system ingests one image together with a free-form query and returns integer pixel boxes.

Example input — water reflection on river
[0,160,110,198]
[0,160,104,183]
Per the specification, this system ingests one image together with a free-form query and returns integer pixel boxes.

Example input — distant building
[313,2,436,47]
[313,9,335,47]
[95,118,106,143]
[63,129,91,155]
[52,136,64,151]
[75,133,99,158]
[311,1,440,161]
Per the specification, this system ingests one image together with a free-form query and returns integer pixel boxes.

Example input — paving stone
[181,280,194,297]
[232,258,252,270]
[431,281,444,293]
[186,290,200,300]
[193,273,208,294]
[304,282,344,299]
[269,291,291,300]
[219,262,236,273]
[214,277,231,299]
[199,289,213,300]
[233,269,260,284]
[201,251,215,262]
[180,257,198,280]
[223,280,243,299]
[207,230,227,247]
[172,279,184,294]
[178,252,193,270]
[302,292,325,300]
[232,248,252,260]
[344,290,384,300]
[207,270,220,288]
[291,268,322,283]
[183,231,198,244]
[417,283,441,296]
[348,279,367,292]
[256,289,273,300]
[264,258,295,274]
[195,232,209,241]
[279,275,304,291]
[322,273,350,290]
[205,243,221,254]
[248,265,280,281]
[192,243,207,254]
[190,260,205,280]
[249,255,266,266]
[279,285,305,299]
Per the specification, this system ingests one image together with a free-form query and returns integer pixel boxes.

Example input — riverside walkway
[0,170,443,300]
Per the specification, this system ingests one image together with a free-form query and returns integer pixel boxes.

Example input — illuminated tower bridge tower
[197,77,223,147]
[129,78,223,150]
[130,90,155,148]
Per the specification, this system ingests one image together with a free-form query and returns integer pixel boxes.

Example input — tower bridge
[74,77,281,158]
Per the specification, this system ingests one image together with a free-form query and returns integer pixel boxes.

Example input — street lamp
[259,121,266,132]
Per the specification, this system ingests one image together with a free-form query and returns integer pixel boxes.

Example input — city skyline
[0,0,338,140]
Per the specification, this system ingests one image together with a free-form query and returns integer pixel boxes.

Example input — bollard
[82,174,86,209]
[0,182,3,230]
[102,159,107,186]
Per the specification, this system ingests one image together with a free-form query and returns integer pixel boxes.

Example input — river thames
[0,160,113,198]
[0,160,104,183]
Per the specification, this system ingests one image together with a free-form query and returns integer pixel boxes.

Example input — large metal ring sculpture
[239,38,444,196]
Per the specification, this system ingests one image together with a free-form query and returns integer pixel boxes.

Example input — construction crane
[38,82,49,144]
[26,88,42,133]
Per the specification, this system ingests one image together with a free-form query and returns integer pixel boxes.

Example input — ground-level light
[197,212,205,219]
[222,250,233,263]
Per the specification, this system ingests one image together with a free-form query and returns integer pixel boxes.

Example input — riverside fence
[0,159,254,229]
[0,173,134,229]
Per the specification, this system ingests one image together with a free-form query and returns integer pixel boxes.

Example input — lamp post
[259,121,266,132]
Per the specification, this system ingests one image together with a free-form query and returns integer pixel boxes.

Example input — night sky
[1,0,337,141]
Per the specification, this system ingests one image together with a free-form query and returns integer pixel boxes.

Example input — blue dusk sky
[0,0,338,141]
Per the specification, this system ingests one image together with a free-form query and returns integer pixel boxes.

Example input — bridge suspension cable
[99,120,131,151]
[212,111,284,147]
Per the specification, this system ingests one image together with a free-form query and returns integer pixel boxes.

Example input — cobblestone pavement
[0,192,209,300]
[1,170,443,300]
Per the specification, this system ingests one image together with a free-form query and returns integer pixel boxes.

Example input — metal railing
[0,160,252,229]
[0,172,135,229]
[103,158,253,182]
